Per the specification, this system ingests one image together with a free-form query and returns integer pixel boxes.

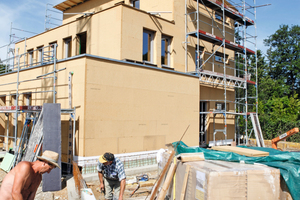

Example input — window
[27,49,34,67]
[143,30,154,63]
[195,46,204,69]
[77,32,87,55]
[215,102,229,111]
[49,42,57,60]
[37,46,44,64]
[215,13,222,21]
[199,101,207,147]
[215,12,229,25]
[131,0,140,9]
[64,37,72,58]
[161,35,171,67]
[215,52,228,63]
[24,93,32,106]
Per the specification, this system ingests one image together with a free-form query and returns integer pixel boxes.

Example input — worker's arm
[11,162,31,200]
[98,171,105,191]
[118,179,126,200]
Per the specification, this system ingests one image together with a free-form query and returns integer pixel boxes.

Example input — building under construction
[0,0,257,165]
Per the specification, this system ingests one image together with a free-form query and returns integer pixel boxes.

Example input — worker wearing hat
[97,152,126,200]
[0,150,60,200]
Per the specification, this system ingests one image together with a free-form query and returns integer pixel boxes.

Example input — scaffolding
[0,44,76,172]
[185,0,258,146]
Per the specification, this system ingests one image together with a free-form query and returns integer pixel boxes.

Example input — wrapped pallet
[174,160,280,200]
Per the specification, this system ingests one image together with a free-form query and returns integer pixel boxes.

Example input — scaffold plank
[192,30,255,55]
[197,0,255,26]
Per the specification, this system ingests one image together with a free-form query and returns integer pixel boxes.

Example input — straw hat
[37,150,60,169]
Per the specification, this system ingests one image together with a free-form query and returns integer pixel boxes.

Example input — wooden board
[211,146,269,157]
[180,165,190,200]
[177,153,205,162]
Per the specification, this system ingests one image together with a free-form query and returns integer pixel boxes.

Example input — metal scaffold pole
[14,55,21,151]
[222,0,227,141]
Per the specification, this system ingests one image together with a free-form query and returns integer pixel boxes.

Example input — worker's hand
[100,183,104,192]
[118,196,123,200]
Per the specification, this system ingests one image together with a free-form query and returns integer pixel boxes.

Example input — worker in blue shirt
[97,152,126,200]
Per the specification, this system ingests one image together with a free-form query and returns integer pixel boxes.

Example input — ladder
[250,113,265,147]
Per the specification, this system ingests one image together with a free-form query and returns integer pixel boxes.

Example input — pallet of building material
[174,160,280,200]
[211,146,269,157]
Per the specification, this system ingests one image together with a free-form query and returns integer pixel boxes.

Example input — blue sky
[0,0,299,61]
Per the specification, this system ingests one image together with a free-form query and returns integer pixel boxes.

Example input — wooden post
[149,150,175,200]
[157,162,177,200]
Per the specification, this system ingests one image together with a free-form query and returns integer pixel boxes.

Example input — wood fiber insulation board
[211,146,269,157]
[174,160,280,200]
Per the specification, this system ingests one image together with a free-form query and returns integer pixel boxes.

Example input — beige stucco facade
[0,0,241,159]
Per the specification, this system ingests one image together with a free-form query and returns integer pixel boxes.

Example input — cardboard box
[175,160,280,200]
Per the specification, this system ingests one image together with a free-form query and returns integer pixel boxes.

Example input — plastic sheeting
[172,141,300,200]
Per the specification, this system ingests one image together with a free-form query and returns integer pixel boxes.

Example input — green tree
[264,25,300,96]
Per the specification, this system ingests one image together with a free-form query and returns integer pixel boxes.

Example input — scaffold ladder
[250,113,265,147]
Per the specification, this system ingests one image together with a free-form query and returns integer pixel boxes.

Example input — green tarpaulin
[172,141,300,200]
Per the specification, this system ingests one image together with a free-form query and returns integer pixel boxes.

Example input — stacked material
[175,160,280,200]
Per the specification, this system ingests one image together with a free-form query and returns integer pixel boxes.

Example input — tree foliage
[246,25,300,142]
[264,25,300,96]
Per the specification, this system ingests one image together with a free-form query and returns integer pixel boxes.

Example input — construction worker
[97,152,126,200]
[0,150,60,200]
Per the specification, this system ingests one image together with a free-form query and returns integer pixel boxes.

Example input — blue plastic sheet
[172,141,300,200]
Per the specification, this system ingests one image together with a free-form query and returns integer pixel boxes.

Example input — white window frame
[28,50,33,67]
[37,47,43,64]
[161,35,172,67]
[49,42,57,59]
[143,29,155,63]
[64,37,72,58]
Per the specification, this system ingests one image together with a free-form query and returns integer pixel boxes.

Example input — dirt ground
[86,171,158,200]
[0,165,158,200]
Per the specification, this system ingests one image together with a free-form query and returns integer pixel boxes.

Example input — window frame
[143,29,155,63]
[27,49,34,67]
[64,37,72,58]
[195,46,204,70]
[37,46,44,64]
[161,35,172,67]
[215,102,229,111]
[49,42,57,60]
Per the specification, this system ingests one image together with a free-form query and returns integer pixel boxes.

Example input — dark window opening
[200,101,207,147]
[131,0,140,9]
[77,32,87,54]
